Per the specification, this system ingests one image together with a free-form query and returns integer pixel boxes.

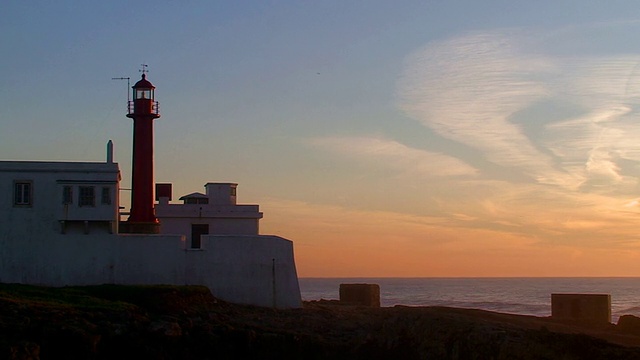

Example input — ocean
[299,277,640,322]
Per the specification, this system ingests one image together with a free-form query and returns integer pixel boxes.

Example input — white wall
[0,231,301,308]
[186,235,301,308]
[205,183,237,205]
[156,202,262,238]
[159,216,259,237]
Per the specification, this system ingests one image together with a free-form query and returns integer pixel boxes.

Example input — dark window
[230,187,237,196]
[101,187,111,205]
[62,186,73,204]
[14,181,32,206]
[79,186,95,207]
[185,197,208,204]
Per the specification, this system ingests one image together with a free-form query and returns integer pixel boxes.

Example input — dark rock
[617,315,640,334]
[2,284,640,359]
[10,342,40,360]
[148,320,182,337]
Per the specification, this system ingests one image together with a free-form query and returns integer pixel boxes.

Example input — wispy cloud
[397,31,560,179]
[397,27,640,195]
[307,135,478,177]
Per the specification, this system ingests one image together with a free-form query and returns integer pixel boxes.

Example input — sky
[4,1,640,277]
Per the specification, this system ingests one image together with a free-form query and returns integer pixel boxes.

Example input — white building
[1,160,120,235]
[155,182,263,248]
[0,154,302,308]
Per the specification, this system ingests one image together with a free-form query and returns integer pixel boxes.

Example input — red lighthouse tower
[124,72,160,234]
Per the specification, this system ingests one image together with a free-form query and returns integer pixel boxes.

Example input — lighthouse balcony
[128,100,159,115]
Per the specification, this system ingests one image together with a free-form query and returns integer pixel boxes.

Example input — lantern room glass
[135,89,153,100]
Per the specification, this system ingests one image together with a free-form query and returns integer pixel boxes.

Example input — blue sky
[4,1,640,276]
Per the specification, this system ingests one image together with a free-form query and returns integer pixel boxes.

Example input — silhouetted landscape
[4,284,640,359]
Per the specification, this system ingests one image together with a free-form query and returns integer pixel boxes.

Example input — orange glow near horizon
[260,198,640,278]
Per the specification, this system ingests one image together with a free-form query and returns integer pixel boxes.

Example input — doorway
[191,224,209,249]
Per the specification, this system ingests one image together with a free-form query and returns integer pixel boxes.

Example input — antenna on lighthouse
[112,76,131,102]
[140,63,149,74]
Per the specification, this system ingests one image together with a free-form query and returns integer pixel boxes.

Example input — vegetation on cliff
[2,284,640,359]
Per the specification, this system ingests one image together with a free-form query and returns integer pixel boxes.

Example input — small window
[62,186,73,204]
[136,89,152,99]
[79,186,95,207]
[14,181,32,206]
[185,197,208,205]
[230,187,237,196]
[101,187,111,205]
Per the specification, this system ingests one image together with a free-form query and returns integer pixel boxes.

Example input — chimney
[106,140,114,163]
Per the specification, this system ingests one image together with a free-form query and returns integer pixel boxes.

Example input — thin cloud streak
[308,136,478,178]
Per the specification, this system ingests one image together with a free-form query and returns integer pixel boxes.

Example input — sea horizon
[300,276,640,279]
[299,277,640,322]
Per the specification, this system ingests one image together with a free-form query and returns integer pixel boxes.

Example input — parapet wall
[0,232,301,309]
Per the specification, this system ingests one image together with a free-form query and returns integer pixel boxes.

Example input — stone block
[617,315,640,334]
[551,293,611,323]
[339,283,380,307]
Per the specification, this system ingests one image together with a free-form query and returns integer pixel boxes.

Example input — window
[185,197,208,205]
[135,89,152,99]
[101,187,111,205]
[230,187,236,196]
[79,186,95,207]
[62,186,73,204]
[14,181,32,206]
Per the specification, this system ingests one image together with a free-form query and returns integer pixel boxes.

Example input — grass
[0,283,214,315]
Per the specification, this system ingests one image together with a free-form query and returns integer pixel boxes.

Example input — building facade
[0,157,301,308]
[156,182,263,248]
[0,160,121,235]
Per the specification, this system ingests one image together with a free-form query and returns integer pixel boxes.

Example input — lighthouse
[123,72,161,233]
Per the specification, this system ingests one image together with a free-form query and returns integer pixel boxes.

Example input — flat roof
[0,161,120,174]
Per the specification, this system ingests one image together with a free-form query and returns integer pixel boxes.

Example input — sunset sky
[4,1,640,277]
